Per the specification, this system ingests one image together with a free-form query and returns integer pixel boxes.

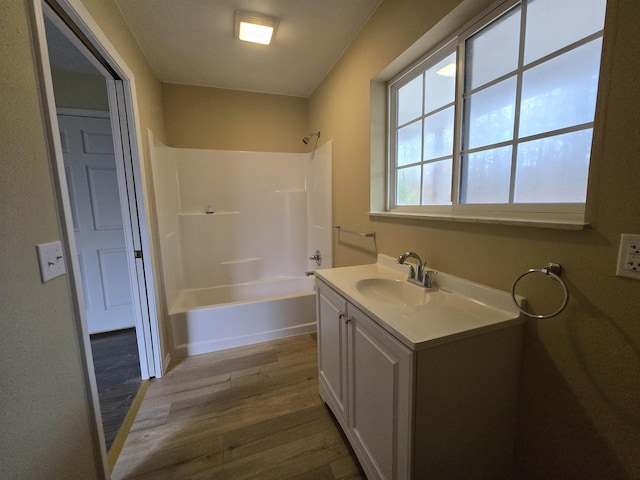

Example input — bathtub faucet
[309,249,322,266]
[396,251,434,288]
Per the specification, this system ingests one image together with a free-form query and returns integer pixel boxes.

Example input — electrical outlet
[616,234,640,280]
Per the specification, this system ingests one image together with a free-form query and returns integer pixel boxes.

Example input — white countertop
[315,255,523,350]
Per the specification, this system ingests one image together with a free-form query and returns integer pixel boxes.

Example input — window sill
[369,210,590,230]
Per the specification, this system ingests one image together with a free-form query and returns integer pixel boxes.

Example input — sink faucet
[396,251,435,288]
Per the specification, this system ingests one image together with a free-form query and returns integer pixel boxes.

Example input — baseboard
[161,352,172,377]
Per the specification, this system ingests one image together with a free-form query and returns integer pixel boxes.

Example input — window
[387,0,607,224]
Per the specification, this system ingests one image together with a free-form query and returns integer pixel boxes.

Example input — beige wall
[1,0,166,477]
[51,69,109,111]
[78,0,166,142]
[0,2,101,478]
[162,83,309,153]
[310,0,640,478]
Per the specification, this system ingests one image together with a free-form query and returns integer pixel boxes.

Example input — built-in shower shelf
[221,257,261,265]
[274,189,306,193]
[178,211,240,216]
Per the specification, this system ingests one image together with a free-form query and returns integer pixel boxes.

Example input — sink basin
[355,278,435,307]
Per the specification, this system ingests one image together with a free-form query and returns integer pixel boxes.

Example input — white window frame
[383,0,605,228]
[389,41,459,210]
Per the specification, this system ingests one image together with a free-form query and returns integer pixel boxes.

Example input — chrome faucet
[396,251,435,288]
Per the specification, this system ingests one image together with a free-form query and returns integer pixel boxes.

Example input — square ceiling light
[235,11,279,45]
[436,63,457,77]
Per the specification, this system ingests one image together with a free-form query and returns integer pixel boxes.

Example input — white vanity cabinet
[317,278,412,479]
[317,280,349,429]
[316,273,522,480]
[347,302,413,480]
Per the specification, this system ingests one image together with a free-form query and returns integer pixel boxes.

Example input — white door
[58,112,135,334]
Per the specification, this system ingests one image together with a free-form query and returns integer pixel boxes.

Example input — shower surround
[149,132,332,356]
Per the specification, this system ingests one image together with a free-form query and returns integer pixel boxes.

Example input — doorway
[57,111,135,334]
[57,108,142,450]
[32,0,163,469]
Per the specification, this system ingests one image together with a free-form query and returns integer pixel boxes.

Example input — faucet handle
[422,270,437,288]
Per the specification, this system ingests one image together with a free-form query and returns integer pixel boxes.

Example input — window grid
[388,0,605,215]
[392,49,457,207]
[508,1,528,204]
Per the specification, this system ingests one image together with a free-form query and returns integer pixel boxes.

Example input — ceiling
[113,0,383,97]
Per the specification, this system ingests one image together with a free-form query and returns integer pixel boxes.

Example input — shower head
[302,131,321,145]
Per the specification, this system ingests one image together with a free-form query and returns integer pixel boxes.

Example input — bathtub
[169,276,317,356]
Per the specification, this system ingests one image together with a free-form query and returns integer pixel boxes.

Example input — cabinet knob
[338,312,346,319]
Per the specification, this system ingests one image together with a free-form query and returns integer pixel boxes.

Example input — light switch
[36,241,66,282]
[616,234,640,280]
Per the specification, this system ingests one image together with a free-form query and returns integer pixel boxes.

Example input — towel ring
[511,263,569,319]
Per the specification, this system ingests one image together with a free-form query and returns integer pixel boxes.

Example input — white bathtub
[169,276,317,357]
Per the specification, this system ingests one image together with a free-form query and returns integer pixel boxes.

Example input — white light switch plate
[36,241,66,282]
[616,234,640,280]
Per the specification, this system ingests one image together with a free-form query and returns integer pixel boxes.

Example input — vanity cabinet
[316,277,522,480]
[317,279,411,479]
[347,302,412,480]
[317,281,349,428]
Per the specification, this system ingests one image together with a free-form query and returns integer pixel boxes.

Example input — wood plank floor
[111,333,365,480]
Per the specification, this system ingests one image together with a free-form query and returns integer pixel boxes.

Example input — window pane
[388,0,604,213]
[424,107,454,160]
[461,145,512,204]
[465,77,516,150]
[524,0,606,65]
[422,159,452,205]
[398,75,423,125]
[514,129,592,203]
[397,121,421,167]
[466,7,521,90]
[425,52,457,113]
[396,166,421,205]
[519,39,602,138]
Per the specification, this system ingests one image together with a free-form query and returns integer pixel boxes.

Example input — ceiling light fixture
[436,63,457,77]
[235,11,279,45]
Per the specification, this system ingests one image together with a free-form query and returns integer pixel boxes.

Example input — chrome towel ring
[511,263,569,319]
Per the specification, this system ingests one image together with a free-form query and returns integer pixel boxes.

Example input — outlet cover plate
[616,234,640,280]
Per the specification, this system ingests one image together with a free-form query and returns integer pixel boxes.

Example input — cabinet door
[316,280,349,427]
[348,304,413,480]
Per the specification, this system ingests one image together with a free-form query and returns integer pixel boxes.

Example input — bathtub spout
[305,271,315,276]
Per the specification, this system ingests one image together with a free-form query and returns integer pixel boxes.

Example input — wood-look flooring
[91,328,142,450]
[111,333,365,480]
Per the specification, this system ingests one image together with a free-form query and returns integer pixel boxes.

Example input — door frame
[29,0,164,474]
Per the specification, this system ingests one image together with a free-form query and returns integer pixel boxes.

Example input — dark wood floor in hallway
[111,333,365,479]
[91,328,141,450]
